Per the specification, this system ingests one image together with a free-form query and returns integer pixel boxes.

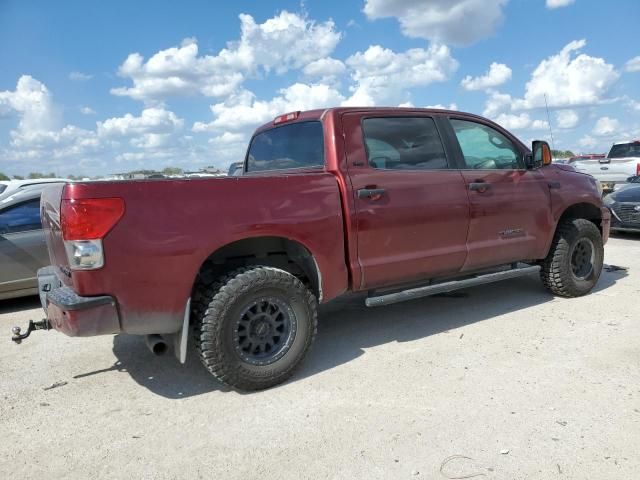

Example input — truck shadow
[296,270,626,383]
[0,295,41,314]
[105,270,625,398]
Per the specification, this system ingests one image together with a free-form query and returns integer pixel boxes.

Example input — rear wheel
[540,218,604,297]
[193,266,317,391]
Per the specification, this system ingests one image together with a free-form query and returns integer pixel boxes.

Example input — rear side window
[246,121,324,172]
[362,117,448,170]
[0,199,42,234]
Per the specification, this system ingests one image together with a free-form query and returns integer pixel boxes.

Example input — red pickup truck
[12,107,610,391]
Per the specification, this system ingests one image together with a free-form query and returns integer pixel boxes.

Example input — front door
[445,117,553,271]
[342,113,470,290]
[0,199,49,297]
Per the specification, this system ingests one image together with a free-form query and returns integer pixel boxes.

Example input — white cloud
[625,56,640,73]
[112,12,341,102]
[343,44,458,105]
[494,113,548,131]
[461,62,512,91]
[97,107,185,150]
[363,0,508,46]
[0,75,59,133]
[303,57,346,81]
[555,109,579,128]
[546,0,575,9]
[578,135,597,148]
[482,91,513,117]
[69,71,93,81]
[425,103,458,110]
[80,106,96,115]
[194,83,345,134]
[516,39,618,109]
[592,116,620,137]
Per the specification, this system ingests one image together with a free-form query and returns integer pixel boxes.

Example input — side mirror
[531,140,552,168]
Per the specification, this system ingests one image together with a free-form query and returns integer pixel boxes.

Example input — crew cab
[574,140,640,192]
[12,107,610,391]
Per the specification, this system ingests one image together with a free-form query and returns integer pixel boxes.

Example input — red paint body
[39,107,610,336]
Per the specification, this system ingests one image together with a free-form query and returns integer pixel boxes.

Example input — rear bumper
[37,267,121,337]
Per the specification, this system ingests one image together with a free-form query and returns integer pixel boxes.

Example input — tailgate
[40,183,71,286]
[574,159,637,183]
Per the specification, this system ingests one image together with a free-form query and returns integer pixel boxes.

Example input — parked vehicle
[604,175,640,232]
[573,141,640,192]
[0,183,64,300]
[12,107,610,391]
[0,178,69,200]
[227,161,244,176]
[567,154,605,164]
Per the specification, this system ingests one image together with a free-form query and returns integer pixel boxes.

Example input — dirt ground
[1,234,638,480]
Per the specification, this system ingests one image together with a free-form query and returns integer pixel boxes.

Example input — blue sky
[1,0,639,176]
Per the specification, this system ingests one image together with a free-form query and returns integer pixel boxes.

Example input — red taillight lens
[61,198,125,240]
[636,163,640,176]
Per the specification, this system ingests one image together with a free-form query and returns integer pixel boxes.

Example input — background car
[0,183,63,300]
[0,178,69,200]
[567,153,605,164]
[604,176,640,233]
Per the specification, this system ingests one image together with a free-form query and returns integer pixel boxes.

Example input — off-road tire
[192,266,317,391]
[540,218,604,297]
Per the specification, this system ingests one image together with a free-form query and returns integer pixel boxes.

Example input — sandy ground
[0,234,638,480]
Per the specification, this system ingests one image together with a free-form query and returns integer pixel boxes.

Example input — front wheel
[540,218,604,297]
[193,266,318,391]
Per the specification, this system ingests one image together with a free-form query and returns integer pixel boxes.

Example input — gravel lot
[1,234,638,480]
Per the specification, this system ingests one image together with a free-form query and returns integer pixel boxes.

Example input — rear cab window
[608,142,640,159]
[246,121,324,173]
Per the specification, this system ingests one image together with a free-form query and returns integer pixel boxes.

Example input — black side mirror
[531,140,552,169]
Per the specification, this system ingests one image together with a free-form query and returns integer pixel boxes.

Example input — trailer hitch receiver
[11,319,51,344]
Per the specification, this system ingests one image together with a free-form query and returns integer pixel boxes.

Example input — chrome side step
[365,265,541,307]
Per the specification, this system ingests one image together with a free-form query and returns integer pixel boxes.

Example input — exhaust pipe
[145,334,168,356]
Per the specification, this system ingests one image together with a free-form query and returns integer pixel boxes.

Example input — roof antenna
[544,93,556,151]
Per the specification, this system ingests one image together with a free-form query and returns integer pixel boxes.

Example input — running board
[365,265,541,307]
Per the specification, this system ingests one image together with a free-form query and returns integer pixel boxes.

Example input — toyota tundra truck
[11,107,610,391]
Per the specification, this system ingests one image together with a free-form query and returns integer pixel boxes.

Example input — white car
[573,140,640,192]
[0,178,70,200]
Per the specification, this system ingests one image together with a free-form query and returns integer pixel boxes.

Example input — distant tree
[551,149,575,158]
[27,172,57,179]
[0,172,9,181]
[162,167,183,175]
[13,175,24,180]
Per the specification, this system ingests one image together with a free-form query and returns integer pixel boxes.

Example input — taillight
[636,163,640,176]
[61,198,124,270]
[61,198,124,241]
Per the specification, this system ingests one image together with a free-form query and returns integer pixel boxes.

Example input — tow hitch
[11,319,51,344]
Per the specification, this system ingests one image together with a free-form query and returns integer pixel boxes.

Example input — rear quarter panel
[63,174,348,334]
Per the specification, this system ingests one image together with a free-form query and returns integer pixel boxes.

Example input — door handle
[357,188,386,200]
[548,181,561,189]
[469,182,491,192]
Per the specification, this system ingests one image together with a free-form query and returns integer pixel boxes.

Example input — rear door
[0,198,49,296]
[443,117,553,271]
[342,112,470,290]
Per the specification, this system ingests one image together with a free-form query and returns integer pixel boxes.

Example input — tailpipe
[145,334,168,356]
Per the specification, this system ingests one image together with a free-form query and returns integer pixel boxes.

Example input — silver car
[0,183,63,300]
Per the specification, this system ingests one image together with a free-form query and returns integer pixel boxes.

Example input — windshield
[246,121,324,172]
[0,184,6,194]
[608,142,640,158]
